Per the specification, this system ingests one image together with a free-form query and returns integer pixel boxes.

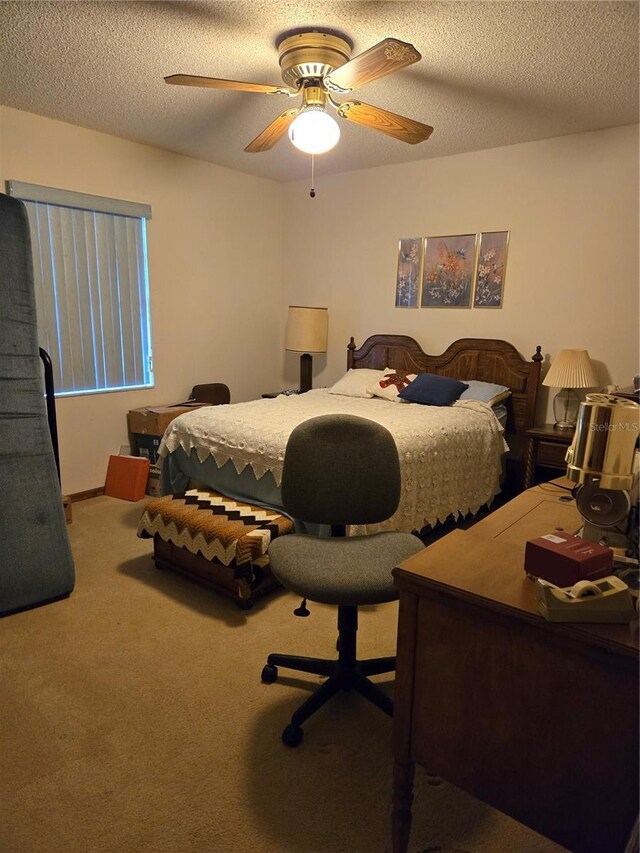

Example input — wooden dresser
[391,482,639,853]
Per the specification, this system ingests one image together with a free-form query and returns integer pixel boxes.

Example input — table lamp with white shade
[542,348,598,429]
[285,306,328,393]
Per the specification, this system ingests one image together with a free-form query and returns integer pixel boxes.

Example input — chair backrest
[280,415,401,526]
[190,383,230,405]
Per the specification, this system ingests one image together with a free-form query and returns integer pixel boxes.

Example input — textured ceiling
[1,1,638,183]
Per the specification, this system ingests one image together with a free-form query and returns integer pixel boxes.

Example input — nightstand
[524,423,575,489]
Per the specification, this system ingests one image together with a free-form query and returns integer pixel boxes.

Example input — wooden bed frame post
[526,345,544,429]
[347,337,357,371]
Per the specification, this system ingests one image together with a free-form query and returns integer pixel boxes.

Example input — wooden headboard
[347,334,543,439]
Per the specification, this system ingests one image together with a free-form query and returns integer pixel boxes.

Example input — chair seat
[268,532,423,606]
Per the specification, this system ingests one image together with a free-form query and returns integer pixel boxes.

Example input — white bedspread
[159,389,507,533]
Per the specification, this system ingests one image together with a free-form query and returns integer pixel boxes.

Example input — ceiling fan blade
[324,38,421,92]
[244,109,299,153]
[336,100,433,144]
[164,74,290,95]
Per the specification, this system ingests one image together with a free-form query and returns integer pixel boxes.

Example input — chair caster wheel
[282,723,303,747]
[261,664,277,684]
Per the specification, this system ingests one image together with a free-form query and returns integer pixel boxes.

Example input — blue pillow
[399,372,469,406]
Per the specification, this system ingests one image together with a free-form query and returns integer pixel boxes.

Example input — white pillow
[459,379,511,407]
[328,368,387,398]
[367,368,418,402]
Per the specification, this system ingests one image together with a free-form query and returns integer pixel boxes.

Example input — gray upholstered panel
[0,193,75,615]
[269,532,423,605]
[281,414,401,525]
[272,414,423,606]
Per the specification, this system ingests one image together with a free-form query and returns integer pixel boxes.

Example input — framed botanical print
[395,238,423,307]
[420,233,477,308]
[473,230,509,308]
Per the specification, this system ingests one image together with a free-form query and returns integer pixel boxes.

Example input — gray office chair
[262,414,424,747]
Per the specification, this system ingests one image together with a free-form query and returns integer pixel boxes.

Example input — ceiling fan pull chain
[310,154,316,198]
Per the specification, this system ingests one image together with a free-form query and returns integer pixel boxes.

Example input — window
[7,180,154,396]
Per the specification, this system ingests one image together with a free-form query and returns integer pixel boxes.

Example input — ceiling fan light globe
[288,108,340,154]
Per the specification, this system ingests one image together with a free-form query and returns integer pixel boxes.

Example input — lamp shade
[542,349,598,389]
[285,306,328,354]
[288,108,340,155]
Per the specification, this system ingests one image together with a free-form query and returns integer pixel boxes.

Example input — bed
[158,335,542,534]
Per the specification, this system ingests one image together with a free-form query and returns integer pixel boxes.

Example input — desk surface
[395,481,639,657]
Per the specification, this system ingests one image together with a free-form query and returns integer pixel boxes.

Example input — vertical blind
[7,181,153,396]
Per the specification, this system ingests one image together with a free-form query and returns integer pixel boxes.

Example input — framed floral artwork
[395,238,423,307]
[473,230,509,308]
[420,234,477,308]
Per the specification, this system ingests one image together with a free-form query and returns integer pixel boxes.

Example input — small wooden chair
[189,383,230,406]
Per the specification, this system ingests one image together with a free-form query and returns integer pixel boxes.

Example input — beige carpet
[0,496,567,853]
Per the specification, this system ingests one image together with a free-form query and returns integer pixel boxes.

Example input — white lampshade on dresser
[543,349,598,429]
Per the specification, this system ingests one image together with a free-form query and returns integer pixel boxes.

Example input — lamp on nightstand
[285,306,328,393]
[543,349,598,429]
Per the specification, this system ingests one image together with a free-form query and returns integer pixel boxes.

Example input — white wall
[1,107,637,494]
[0,107,284,494]
[280,125,639,422]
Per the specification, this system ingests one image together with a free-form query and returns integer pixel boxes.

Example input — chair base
[261,604,394,746]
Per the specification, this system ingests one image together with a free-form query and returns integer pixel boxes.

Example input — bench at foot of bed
[137,489,293,609]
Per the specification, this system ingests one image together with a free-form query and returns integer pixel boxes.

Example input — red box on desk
[524,531,613,587]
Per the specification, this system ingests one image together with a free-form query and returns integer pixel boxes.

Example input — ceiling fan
[165,28,433,156]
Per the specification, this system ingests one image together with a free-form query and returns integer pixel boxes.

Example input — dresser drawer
[536,440,569,468]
